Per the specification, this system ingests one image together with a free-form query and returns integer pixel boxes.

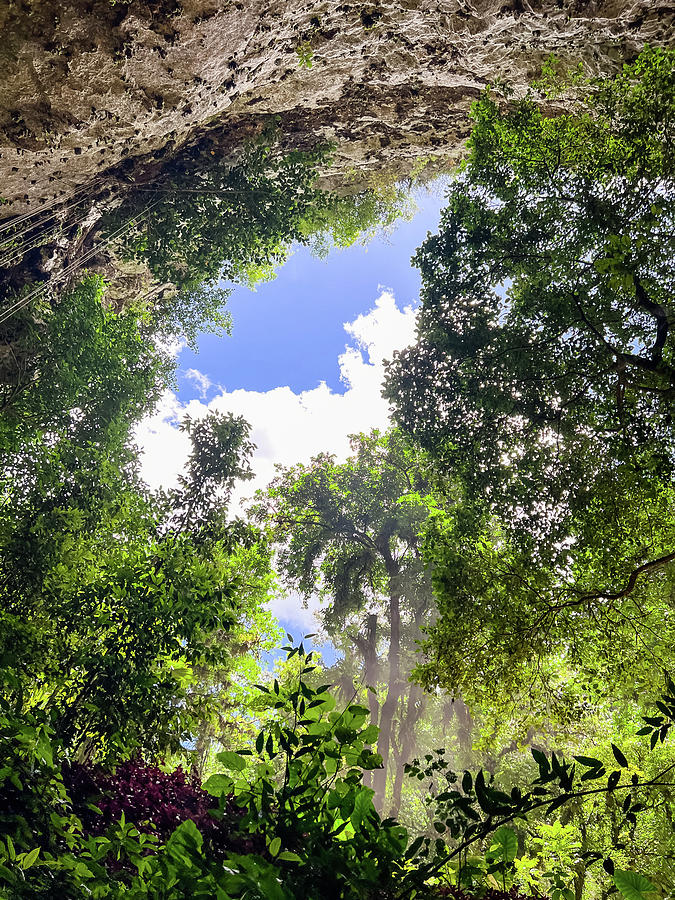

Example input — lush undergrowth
[2,646,673,897]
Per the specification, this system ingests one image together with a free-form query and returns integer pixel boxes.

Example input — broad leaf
[613,869,657,900]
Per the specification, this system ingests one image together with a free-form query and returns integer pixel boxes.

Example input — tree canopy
[253,430,437,811]
[385,47,675,700]
[104,125,414,298]
[0,277,277,763]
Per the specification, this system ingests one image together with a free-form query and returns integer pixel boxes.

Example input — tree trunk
[352,614,380,790]
[372,554,402,811]
[390,681,426,817]
[454,697,473,754]
[363,613,380,722]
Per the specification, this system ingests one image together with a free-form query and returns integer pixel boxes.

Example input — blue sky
[137,183,448,652]
[175,186,447,401]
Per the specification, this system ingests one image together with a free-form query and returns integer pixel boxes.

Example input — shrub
[65,759,258,857]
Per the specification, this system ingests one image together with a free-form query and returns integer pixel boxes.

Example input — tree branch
[633,274,670,365]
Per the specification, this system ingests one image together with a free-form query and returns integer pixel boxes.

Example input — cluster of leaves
[66,760,224,844]
[0,645,424,898]
[101,125,328,292]
[0,275,277,764]
[0,274,167,456]
[295,42,314,69]
[64,759,252,856]
[2,638,672,899]
[0,699,257,898]
[385,46,675,703]
[0,169,319,893]
[254,430,433,622]
[203,643,411,899]
[148,282,233,351]
[0,646,405,897]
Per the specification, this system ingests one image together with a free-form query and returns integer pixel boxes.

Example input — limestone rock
[0,0,672,216]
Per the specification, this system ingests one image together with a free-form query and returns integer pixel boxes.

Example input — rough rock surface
[0,0,673,217]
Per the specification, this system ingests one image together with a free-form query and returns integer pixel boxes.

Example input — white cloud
[134,390,191,491]
[184,367,213,400]
[135,289,417,501]
[269,589,321,631]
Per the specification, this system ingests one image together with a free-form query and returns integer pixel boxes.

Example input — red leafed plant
[64,759,255,854]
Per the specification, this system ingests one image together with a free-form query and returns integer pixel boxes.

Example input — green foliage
[0,277,277,763]
[402,683,675,895]
[0,642,669,898]
[163,411,255,535]
[149,282,233,351]
[385,46,675,700]
[613,869,658,900]
[253,430,439,812]
[102,125,413,307]
[295,42,313,69]
[0,645,415,898]
[204,642,416,899]
[102,127,330,292]
[298,182,416,257]
[530,53,586,99]
[254,429,433,619]
[0,275,166,456]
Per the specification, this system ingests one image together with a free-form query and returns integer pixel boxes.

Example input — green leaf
[203,773,233,796]
[611,744,629,768]
[573,755,603,768]
[20,848,39,870]
[532,748,550,771]
[613,869,657,900]
[360,724,379,744]
[277,851,303,863]
[406,836,425,859]
[0,863,15,883]
[359,749,383,769]
[216,750,247,772]
[351,787,375,828]
[489,826,518,863]
[269,836,281,857]
[168,819,203,854]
